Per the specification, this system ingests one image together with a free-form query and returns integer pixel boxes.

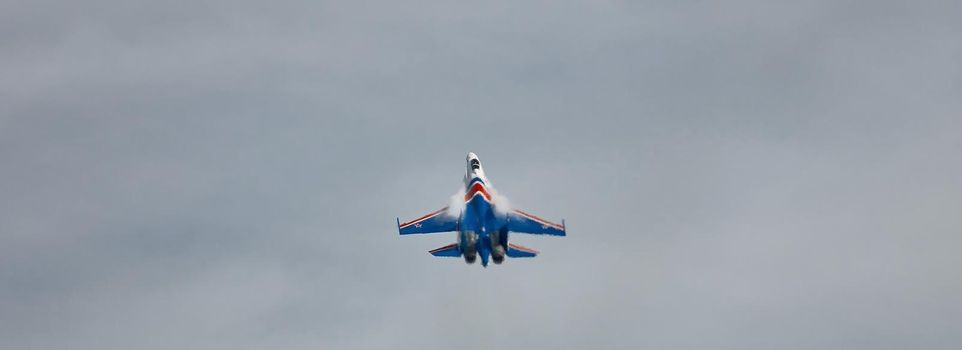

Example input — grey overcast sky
[2,0,961,349]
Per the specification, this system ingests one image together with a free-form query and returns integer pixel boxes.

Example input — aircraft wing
[398,207,459,235]
[507,209,566,236]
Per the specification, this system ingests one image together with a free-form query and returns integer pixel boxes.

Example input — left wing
[506,209,566,236]
[398,207,459,235]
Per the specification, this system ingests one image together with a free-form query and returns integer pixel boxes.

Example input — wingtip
[396,217,401,235]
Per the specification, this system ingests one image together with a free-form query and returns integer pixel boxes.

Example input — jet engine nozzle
[491,244,505,264]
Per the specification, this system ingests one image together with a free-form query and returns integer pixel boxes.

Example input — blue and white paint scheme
[397,152,566,267]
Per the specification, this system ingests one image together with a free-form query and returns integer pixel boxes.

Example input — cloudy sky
[2,0,961,349]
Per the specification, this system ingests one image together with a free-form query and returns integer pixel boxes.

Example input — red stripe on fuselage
[463,182,492,202]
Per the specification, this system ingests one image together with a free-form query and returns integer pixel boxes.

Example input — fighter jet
[397,152,566,267]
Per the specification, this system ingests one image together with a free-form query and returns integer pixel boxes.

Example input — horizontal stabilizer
[429,243,461,257]
[506,243,538,258]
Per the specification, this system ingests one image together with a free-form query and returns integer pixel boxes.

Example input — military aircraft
[397,152,566,267]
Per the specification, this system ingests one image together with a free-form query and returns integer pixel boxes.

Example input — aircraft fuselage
[458,152,508,266]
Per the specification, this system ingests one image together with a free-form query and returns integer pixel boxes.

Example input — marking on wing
[399,207,448,229]
[513,209,565,230]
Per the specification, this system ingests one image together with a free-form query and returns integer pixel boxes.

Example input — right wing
[398,207,459,235]
[506,209,566,236]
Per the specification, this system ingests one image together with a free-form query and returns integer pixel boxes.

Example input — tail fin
[506,243,538,258]
[429,243,461,257]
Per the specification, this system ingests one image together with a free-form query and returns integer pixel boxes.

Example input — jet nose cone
[467,152,478,160]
